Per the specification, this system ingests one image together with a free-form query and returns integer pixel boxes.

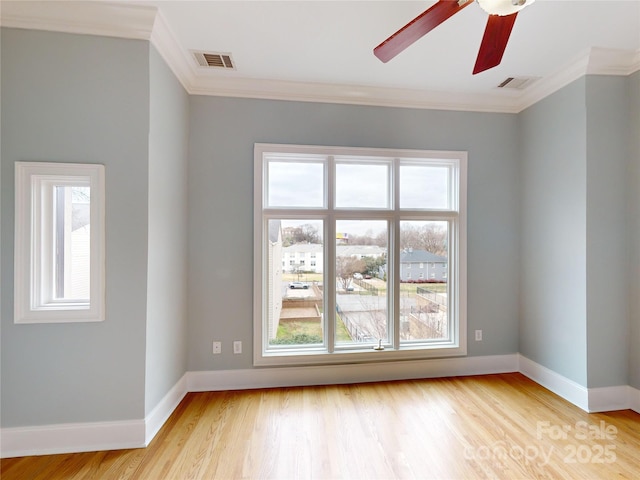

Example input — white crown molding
[587,47,640,76]
[516,47,640,112]
[0,0,157,41]
[149,9,196,93]
[187,75,522,113]
[632,50,640,75]
[2,2,639,113]
[516,48,593,112]
[154,16,639,114]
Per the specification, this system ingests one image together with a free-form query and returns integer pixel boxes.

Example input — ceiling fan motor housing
[477,0,535,16]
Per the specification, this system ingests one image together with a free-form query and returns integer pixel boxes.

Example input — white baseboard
[517,354,590,411]
[517,354,640,414]
[0,419,145,459]
[1,354,517,458]
[0,374,188,459]
[4,355,636,459]
[144,373,188,445]
[630,386,640,414]
[587,385,634,413]
[186,353,519,392]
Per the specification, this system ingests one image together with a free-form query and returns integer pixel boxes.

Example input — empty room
[1,1,639,478]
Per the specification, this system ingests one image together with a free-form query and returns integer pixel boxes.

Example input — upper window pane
[335,162,389,209]
[399,163,450,210]
[267,161,324,208]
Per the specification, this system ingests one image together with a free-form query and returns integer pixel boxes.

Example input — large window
[254,144,466,366]
[14,162,105,323]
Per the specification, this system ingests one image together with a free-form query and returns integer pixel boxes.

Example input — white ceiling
[2,0,639,112]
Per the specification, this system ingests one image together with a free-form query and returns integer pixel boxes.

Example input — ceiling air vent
[497,76,539,90]
[193,51,235,70]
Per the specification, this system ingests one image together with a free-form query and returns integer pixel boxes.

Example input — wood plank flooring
[2,373,640,479]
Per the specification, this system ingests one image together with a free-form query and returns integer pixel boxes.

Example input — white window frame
[14,162,106,323]
[254,144,466,366]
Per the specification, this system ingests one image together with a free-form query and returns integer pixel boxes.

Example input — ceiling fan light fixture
[477,0,535,16]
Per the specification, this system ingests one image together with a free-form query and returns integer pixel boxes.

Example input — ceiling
[2,0,639,112]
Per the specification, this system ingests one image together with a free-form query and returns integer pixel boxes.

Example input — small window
[14,162,105,323]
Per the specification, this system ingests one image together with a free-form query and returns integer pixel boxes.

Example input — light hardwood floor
[2,373,639,479]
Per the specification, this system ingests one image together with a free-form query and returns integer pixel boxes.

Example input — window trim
[14,162,106,323]
[254,144,466,366]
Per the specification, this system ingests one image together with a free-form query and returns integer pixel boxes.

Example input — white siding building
[282,244,385,273]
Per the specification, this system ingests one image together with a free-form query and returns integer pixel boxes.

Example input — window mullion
[326,156,336,353]
[448,219,456,343]
[392,159,400,349]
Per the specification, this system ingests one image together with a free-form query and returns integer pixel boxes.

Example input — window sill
[15,307,104,324]
[254,342,467,367]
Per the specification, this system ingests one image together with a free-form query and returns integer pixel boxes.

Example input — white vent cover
[497,76,540,90]
[192,51,235,70]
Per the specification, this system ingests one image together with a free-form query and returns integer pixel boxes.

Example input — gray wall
[585,76,630,388]
[1,25,637,434]
[518,79,588,386]
[519,75,637,388]
[1,29,150,426]
[145,46,190,414]
[629,71,640,390]
[187,97,521,371]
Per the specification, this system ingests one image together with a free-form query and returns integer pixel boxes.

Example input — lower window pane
[335,220,388,346]
[267,219,324,348]
[399,221,449,342]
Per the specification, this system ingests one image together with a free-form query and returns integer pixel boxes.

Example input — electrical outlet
[475,330,482,341]
[212,341,222,354]
[233,340,242,354]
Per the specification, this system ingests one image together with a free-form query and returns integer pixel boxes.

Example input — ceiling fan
[374,0,536,74]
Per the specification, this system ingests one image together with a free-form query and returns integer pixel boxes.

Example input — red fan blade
[473,13,518,75]
[374,0,473,63]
